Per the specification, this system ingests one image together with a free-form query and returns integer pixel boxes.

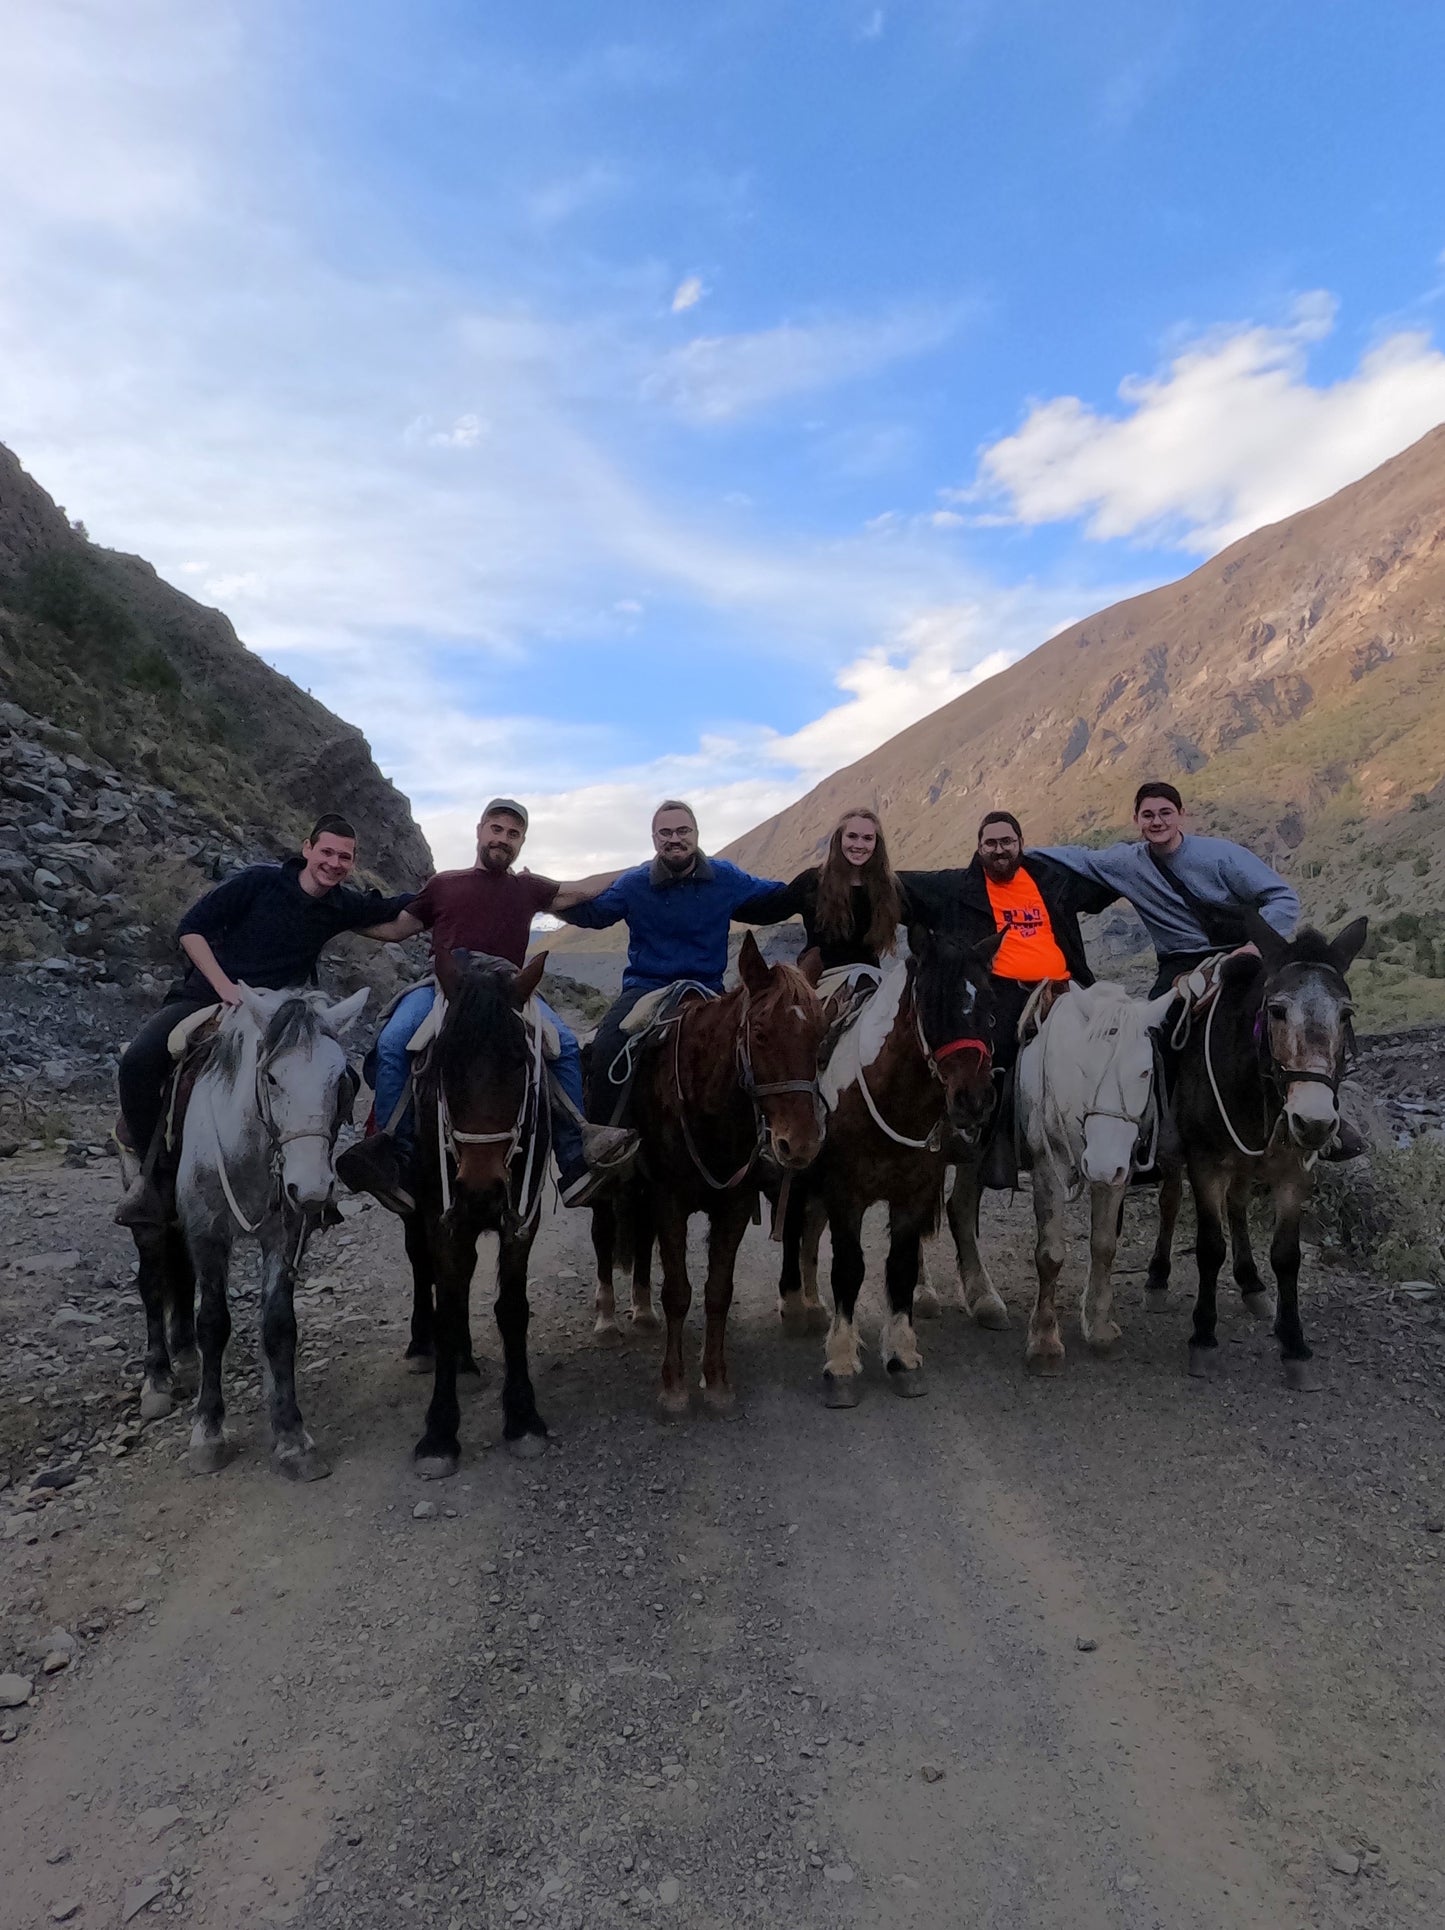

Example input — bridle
[1203,963,1355,1160]
[437,994,548,1226]
[853,969,993,1153]
[1034,1013,1160,1202]
[671,990,826,1192]
[212,1026,344,1247]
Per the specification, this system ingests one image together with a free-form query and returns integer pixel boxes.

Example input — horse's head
[1244,911,1366,1153]
[1059,985,1176,1188]
[237,984,370,1212]
[908,924,1003,1143]
[434,946,546,1206]
[737,933,827,1171]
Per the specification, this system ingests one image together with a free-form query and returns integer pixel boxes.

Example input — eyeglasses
[654,826,695,842]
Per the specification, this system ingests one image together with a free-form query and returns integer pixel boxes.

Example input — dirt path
[2,1142,1443,1930]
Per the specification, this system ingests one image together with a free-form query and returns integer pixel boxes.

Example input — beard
[982,853,1022,883]
[478,843,516,873]
[658,848,695,875]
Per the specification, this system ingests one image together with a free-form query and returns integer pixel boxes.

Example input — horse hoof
[169,1346,199,1387]
[593,1316,622,1346]
[701,1384,739,1420]
[654,1388,690,1423]
[1144,1272,1171,1297]
[778,1298,809,1338]
[887,1363,928,1398]
[972,1295,1011,1332]
[139,1381,173,1423]
[276,1447,332,1482]
[1085,1322,1122,1356]
[505,1430,548,1460]
[913,1287,942,1321]
[414,1449,460,1481]
[630,1307,662,1334]
[1187,1344,1219,1381]
[804,1304,831,1336]
[187,1437,235,1476]
[1282,1356,1322,1393]
[404,1350,434,1376]
[1241,1289,1276,1324]
[823,1373,861,1410]
[458,1355,484,1380]
[1025,1347,1065,1377]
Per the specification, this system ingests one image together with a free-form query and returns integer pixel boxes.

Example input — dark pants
[586,986,656,1123]
[1150,950,1215,999]
[990,976,1043,1072]
[117,995,215,1154]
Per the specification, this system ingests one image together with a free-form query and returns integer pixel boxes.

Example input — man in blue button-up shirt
[559,799,781,1118]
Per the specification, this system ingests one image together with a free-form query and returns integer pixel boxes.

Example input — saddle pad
[620,980,716,1038]
[819,954,908,1113]
[405,990,559,1060]
[167,1004,221,1059]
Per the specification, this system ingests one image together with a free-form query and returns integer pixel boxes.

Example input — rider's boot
[559,1122,640,1207]
[113,1116,167,1228]
[335,1133,416,1216]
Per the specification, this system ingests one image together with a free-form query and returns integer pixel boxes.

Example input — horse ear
[434,946,464,1001]
[906,921,933,960]
[512,952,547,1005]
[1329,916,1368,973]
[234,982,270,1027]
[737,929,770,994]
[972,929,1005,970]
[798,946,824,988]
[323,986,370,1038]
[1242,908,1288,965]
[1143,989,1178,1029]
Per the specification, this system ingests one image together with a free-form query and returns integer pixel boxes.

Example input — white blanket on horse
[167,1004,221,1058]
[405,992,559,1061]
[819,954,906,1113]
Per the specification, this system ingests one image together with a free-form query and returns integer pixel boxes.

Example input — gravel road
[2,1131,1443,1930]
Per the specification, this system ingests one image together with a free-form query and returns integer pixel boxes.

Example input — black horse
[1166,910,1366,1389]
[409,948,552,1476]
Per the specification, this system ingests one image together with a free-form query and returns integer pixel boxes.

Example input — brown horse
[790,925,1002,1407]
[596,932,828,1419]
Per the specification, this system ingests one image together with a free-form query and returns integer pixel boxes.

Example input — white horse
[1017,981,1174,1373]
[177,984,367,1479]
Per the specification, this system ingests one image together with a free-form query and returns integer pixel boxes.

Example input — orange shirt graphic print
[985,870,1069,982]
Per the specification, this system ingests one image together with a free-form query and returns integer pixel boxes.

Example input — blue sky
[4,0,1445,875]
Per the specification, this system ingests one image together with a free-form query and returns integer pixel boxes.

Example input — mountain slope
[725,423,1445,1019]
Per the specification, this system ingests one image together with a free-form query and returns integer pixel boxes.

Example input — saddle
[115,1009,225,1204]
[601,981,717,1128]
[815,964,882,1076]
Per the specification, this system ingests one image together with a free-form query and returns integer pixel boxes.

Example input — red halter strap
[932,1036,991,1068]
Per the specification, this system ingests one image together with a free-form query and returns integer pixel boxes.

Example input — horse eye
[266,1070,280,1087]
[1340,1003,1355,1019]
[1266,1001,1288,1020]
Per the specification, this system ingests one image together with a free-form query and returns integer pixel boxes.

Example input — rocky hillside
[726,423,1445,1023]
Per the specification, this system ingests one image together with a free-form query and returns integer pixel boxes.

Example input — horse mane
[1069,982,1152,1043]
[440,961,527,1073]
[748,958,817,1016]
[263,995,326,1056]
[1285,926,1341,969]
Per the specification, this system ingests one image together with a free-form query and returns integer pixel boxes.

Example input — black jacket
[733,867,916,971]
[173,858,413,999]
[898,853,1111,987]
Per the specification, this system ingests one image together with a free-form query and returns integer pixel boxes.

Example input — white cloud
[427,413,489,448]
[966,293,1445,552]
[670,276,706,313]
[645,309,957,423]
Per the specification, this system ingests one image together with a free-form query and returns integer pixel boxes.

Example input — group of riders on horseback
[108,777,1366,1474]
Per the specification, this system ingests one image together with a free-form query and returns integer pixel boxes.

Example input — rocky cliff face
[725,424,1445,1022]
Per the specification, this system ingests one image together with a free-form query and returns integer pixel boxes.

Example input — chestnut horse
[595,932,828,1419]
[791,926,1002,1407]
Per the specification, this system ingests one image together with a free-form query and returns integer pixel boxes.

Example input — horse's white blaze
[1283,1080,1337,1140]
[825,1312,861,1377]
[1081,1110,1139,1187]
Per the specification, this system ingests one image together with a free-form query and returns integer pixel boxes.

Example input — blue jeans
[373,984,585,1174]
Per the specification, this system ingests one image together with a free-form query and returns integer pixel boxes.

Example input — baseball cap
[482,797,529,827]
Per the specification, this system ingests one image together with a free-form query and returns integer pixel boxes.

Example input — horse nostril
[286,1182,301,1203]
[775,1136,791,1159]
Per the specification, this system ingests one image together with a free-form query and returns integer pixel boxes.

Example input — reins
[667,988,826,1192]
[208,1022,340,1246]
[436,992,548,1227]
[1200,964,1354,1161]
[1033,1006,1160,1202]
[851,977,989,1153]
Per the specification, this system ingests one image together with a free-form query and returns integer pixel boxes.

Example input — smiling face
[1134,793,1185,853]
[300,830,357,893]
[475,810,527,874]
[839,815,877,871]
[977,817,1022,883]
[652,807,699,875]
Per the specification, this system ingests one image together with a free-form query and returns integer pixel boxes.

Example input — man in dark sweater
[114,814,413,1222]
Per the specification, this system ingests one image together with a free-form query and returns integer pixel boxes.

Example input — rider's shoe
[580,1122,639,1172]
[335,1134,415,1216]
[114,1169,167,1228]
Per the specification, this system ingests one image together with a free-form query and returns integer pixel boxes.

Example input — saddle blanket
[619,980,717,1038]
[405,986,560,1061]
[819,954,906,1113]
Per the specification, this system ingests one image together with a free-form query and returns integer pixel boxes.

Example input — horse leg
[187,1225,236,1474]
[822,1191,865,1408]
[1145,1162,1183,1295]
[881,1204,927,1397]
[415,1210,481,1478]
[1081,1182,1125,1354]
[133,1224,177,1421]
[654,1198,692,1420]
[778,1176,809,1335]
[261,1226,329,1481]
[1187,1160,1230,1380]
[946,1157,1009,1329]
[1228,1176,1271,1315]
[165,1224,198,1389]
[631,1187,660,1332]
[590,1199,621,1343]
[700,1198,750,1416]
[1026,1159,1067,1375]
[403,1211,436,1371]
[799,1189,829,1334]
[497,1225,547,1454]
[1271,1174,1318,1391]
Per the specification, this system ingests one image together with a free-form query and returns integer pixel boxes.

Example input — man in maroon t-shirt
[339,798,634,1211]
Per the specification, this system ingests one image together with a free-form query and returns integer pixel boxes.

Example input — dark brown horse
[595,932,828,1419]
[1162,911,1366,1390]
[410,947,552,1477]
[790,925,1002,1407]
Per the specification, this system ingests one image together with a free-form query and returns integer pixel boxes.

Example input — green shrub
[1317,1141,1445,1283]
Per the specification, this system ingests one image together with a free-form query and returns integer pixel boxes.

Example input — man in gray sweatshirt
[1038,781,1300,995]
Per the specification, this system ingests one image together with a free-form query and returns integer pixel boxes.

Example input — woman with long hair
[734,807,909,970]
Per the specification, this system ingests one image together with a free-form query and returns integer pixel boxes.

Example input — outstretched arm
[552,866,625,913]
[359,907,425,943]
[733,874,807,924]
[1223,849,1299,935]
